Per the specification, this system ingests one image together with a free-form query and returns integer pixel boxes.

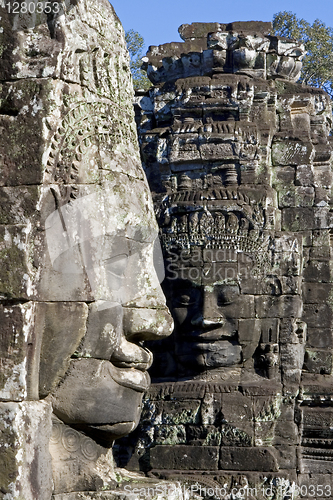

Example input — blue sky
[110,0,333,53]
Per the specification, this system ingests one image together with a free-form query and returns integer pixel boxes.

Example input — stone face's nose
[191,288,225,327]
[123,305,174,341]
[122,289,174,341]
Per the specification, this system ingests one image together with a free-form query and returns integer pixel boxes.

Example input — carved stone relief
[117,21,333,493]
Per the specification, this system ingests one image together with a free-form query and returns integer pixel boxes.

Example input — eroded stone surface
[0,401,52,499]
[143,21,305,84]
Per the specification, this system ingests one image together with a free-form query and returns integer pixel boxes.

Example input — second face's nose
[191,288,225,328]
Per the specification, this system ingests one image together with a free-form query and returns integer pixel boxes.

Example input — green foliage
[273,11,333,98]
[125,29,151,91]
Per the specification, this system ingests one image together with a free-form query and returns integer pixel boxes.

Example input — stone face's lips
[110,341,153,371]
[176,339,240,354]
[107,362,151,392]
[185,328,236,341]
[112,358,152,371]
[195,340,239,352]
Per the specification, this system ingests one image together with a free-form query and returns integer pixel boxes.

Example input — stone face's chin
[51,358,149,430]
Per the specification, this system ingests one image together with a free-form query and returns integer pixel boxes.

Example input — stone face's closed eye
[104,254,129,278]
[174,291,199,306]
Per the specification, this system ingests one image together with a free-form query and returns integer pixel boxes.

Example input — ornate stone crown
[157,188,274,267]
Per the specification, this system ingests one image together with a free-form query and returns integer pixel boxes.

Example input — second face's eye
[179,294,192,306]
[217,285,240,306]
[174,291,198,307]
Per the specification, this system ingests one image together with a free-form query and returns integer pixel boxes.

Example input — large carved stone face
[159,237,303,382]
[39,179,173,440]
[2,0,176,441]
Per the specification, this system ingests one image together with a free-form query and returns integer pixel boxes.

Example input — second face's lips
[183,327,237,341]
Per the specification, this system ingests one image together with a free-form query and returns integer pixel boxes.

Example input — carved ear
[50,186,73,209]
[295,320,307,343]
[50,186,62,210]
[264,277,282,296]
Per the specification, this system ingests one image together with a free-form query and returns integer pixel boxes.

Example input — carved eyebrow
[172,279,198,288]
[103,253,129,263]
[217,285,240,297]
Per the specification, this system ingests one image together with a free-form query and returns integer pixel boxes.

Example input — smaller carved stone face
[162,245,258,377]
[165,278,243,371]
[156,203,273,378]
[158,226,304,380]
